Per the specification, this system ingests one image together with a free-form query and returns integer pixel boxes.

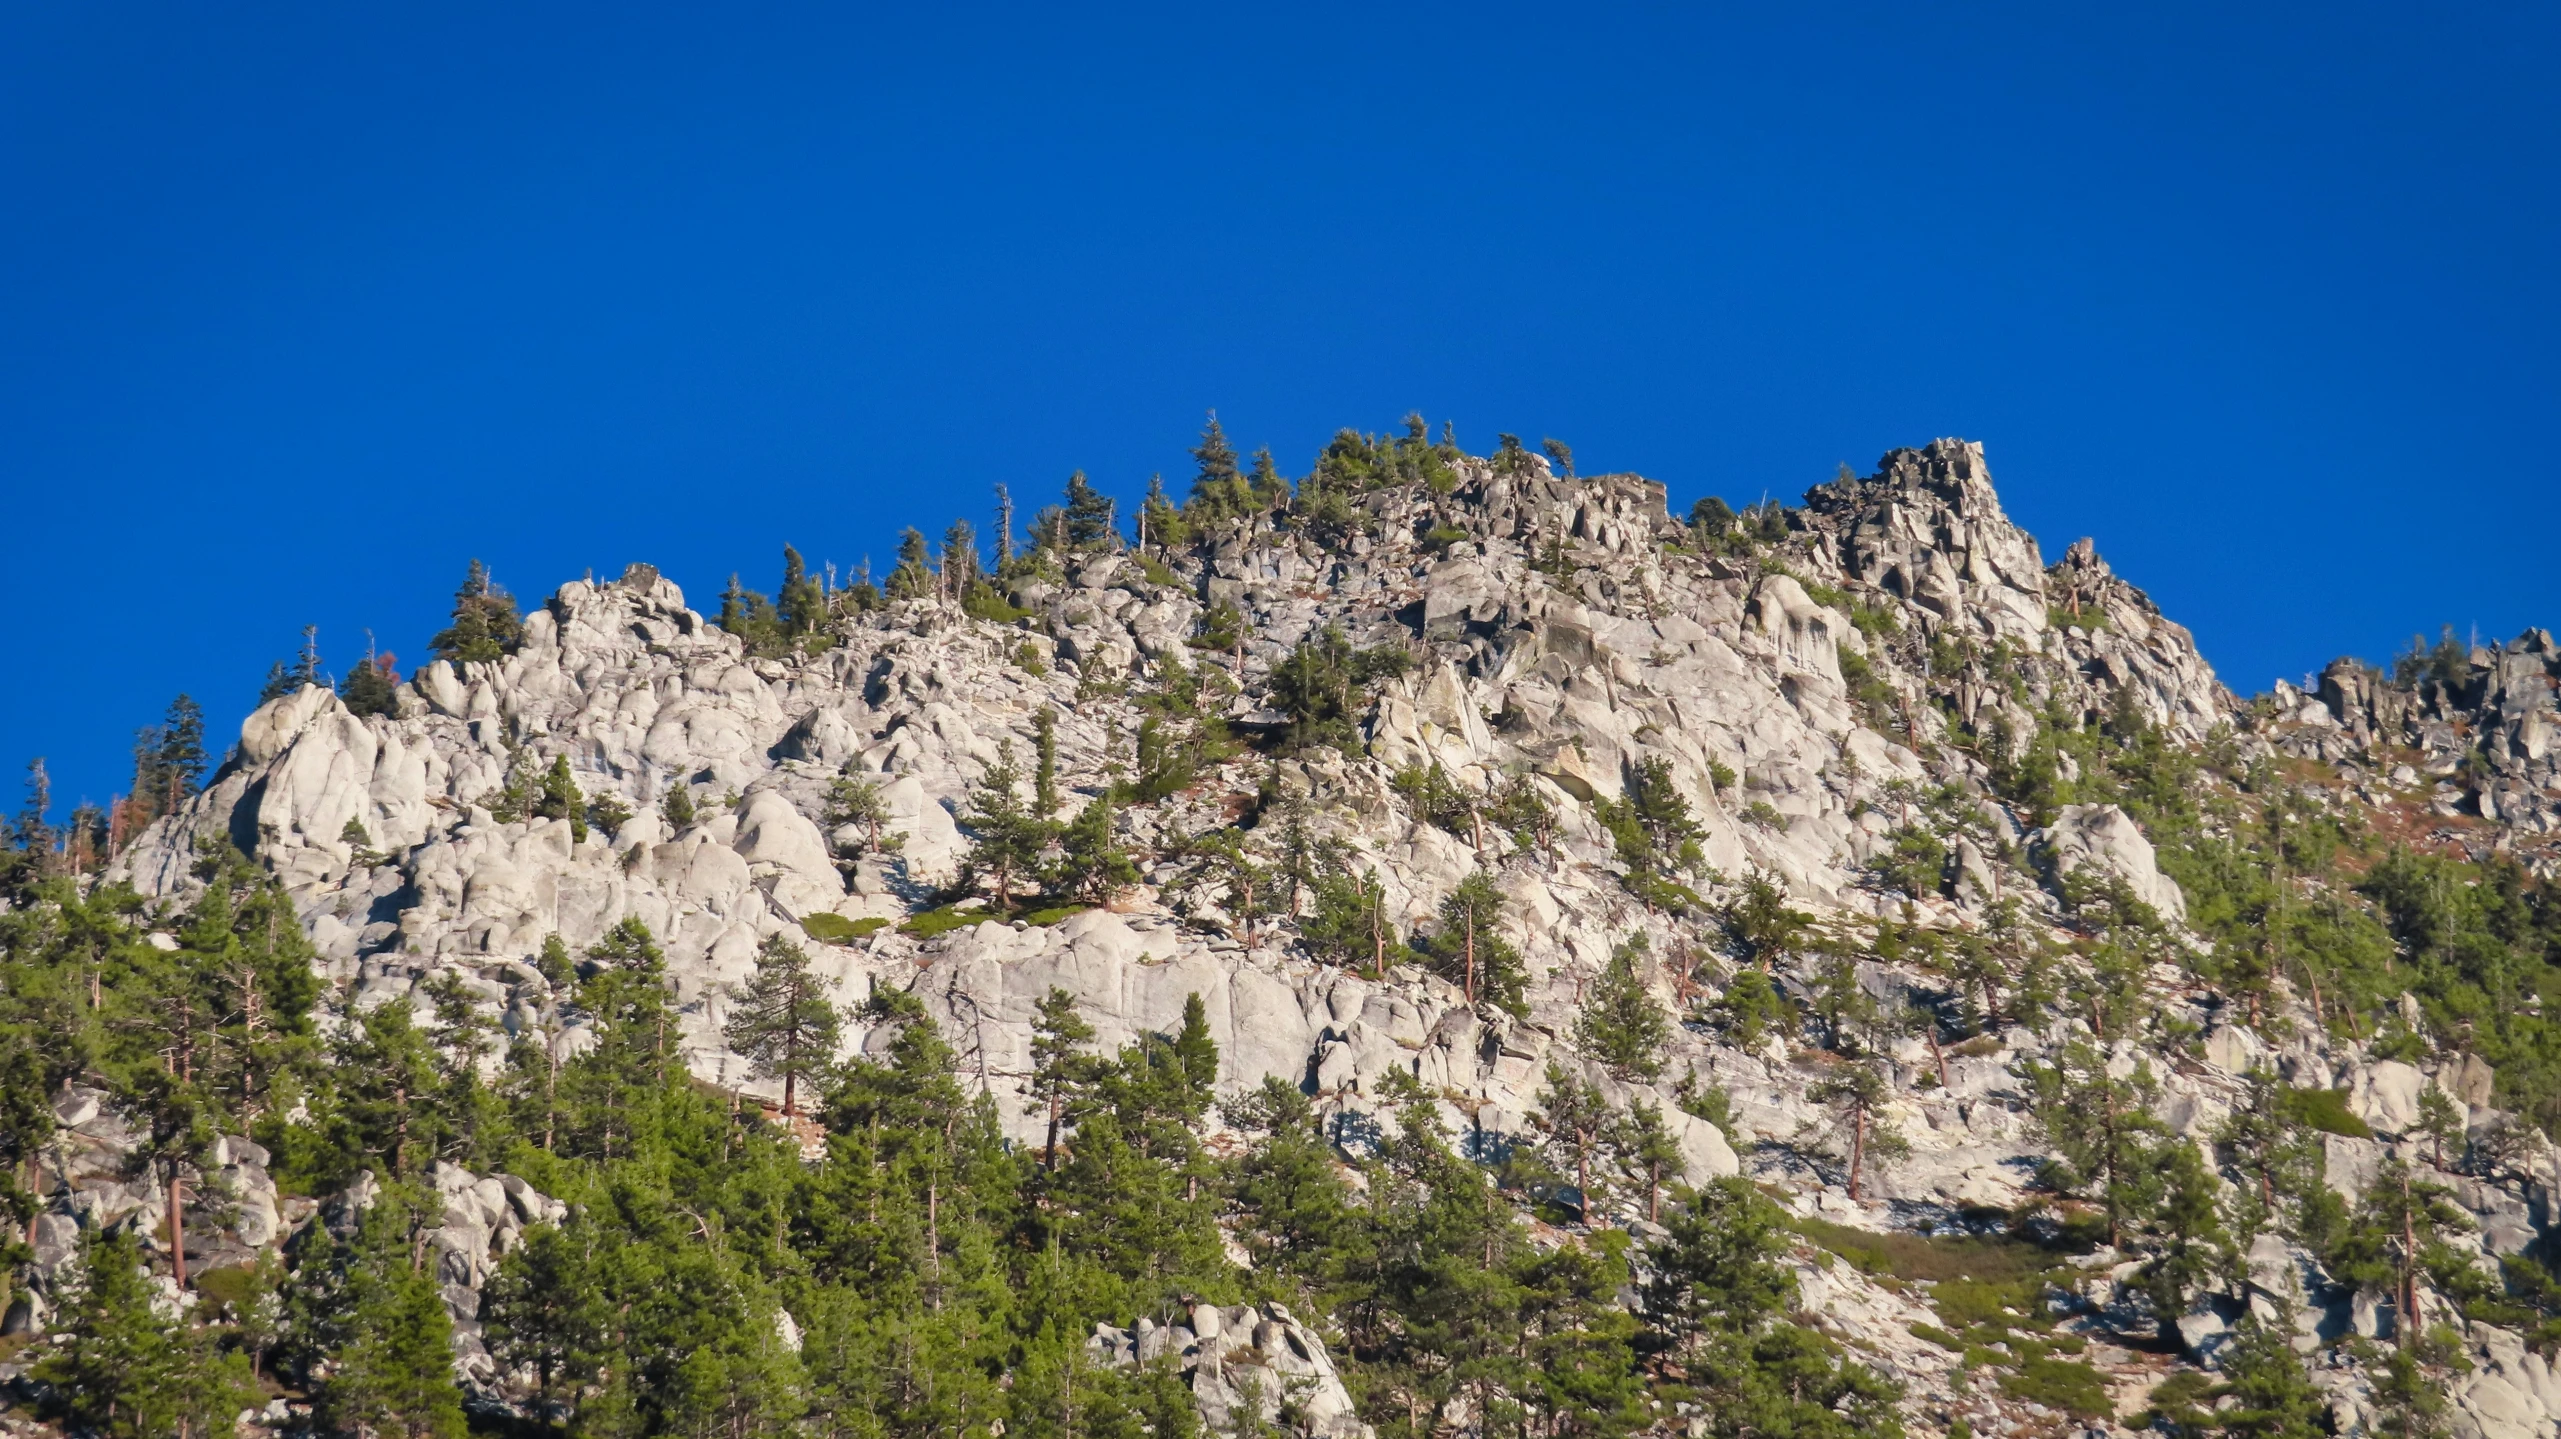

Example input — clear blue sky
[5,4,2554,818]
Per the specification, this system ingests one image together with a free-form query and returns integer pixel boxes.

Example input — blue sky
[4,4,2554,817]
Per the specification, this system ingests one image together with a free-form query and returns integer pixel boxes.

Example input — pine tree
[1614,1098,1686,1223]
[940,518,979,597]
[1424,869,1526,1015]
[1575,934,1671,1079]
[1029,987,1098,1170]
[1139,473,1186,554]
[1189,411,1243,516]
[481,1220,607,1418]
[1301,850,1394,976]
[1053,795,1137,905]
[1033,706,1061,817]
[887,527,934,599]
[34,1229,257,1438]
[824,767,896,857]
[339,649,401,719]
[1542,437,1575,476]
[1531,1061,1621,1221]
[2025,1036,2169,1246]
[1062,470,1117,550]
[534,754,589,841]
[1247,446,1288,510]
[724,932,842,1119]
[1806,1061,1907,1202]
[318,1188,469,1439]
[429,559,523,666]
[779,543,828,638]
[2212,1309,2328,1439]
[960,745,1048,909]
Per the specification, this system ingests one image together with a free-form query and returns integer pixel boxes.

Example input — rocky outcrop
[1089,1303,1368,1439]
[2287,627,2561,871]
[2032,802,2189,923]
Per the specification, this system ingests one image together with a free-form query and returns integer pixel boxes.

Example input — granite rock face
[55,438,2561,1438]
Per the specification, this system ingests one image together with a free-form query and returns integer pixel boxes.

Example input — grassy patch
[801,912,889,944]
[192,1263,266,1313]
[900,907,998,939]
[1793,1217,2054,1286]
[1020,904,1088,926]
[1999,1357,2114,1419]
[2281,1086,2374,1138]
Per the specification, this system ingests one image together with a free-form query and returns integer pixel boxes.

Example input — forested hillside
[5,424,2561,1439]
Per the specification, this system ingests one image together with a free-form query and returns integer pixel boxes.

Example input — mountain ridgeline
[4,423,2561,1439]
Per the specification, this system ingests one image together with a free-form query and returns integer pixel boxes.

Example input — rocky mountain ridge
[11,434,2561,1439]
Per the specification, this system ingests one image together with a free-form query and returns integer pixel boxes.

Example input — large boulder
[2032,803,2187,924]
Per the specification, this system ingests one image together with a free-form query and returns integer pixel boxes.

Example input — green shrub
[1999,1357,2112,1419]
[2281,1086,2374,1138]
[1013,642,1049,677]
[962,582,1033,625]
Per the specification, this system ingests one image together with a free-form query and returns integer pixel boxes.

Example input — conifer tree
[824,766,896,857]
[338,650,401,719]
[429,559,523,666]
[2026,1036,2169,1246]
[480,1220,607,1419]
[1575,934,1671,1080]
[724,932,842,1119]
[318,1188,469,1439]
[2212,1309,2329,1439]
[1614,1097,1686,1223]
[1542,437,1575,476]
[1531,1061,1621,1220]
[1425,869,1526,1014]
[1188,411,1243,516]
[1063,470,1117,550]
[1303,851,1394,976]
[1247,446,1288,511]
[887,528,934,600]
[1033,706,1061,817]
[35,1229,257,1438]
[1806,1060,1906,1202]
[779,543,828,638]
[1053,794,1137,905]
[940,518,979,597]
[1140,472,1186,554]
[960,744,1047,909]
[1029,987,1097,1171]
[534,754,589,841]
